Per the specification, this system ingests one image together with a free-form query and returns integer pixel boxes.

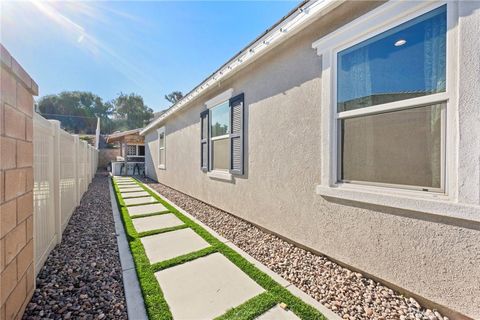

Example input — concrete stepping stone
[114,178,134,182]
[123,196,158,206]
[141,228,209,263]
[155,253,264,319]
[118,186,144,192]
[127,203,168,217]
[116,181,137,185]
[121,191,150,199]
[132,213,183,233]
[256,305,300,320]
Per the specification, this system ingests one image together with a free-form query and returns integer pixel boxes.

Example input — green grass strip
[131,181,327,320]
[112,180,173,320]
[137,224,188,238]
[151,246,217,272]
[215,292,277,320]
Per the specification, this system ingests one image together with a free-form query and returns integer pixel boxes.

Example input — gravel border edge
[141,183,342,320]
[108,179,149,320]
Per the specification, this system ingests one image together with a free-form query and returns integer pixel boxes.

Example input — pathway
[112,176,329,320]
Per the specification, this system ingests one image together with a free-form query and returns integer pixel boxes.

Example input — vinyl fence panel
[33,115,99,275]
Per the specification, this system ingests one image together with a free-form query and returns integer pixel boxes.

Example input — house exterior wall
[1,45,37,320]
[144,1,480,318]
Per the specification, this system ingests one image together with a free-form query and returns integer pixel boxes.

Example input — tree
[111,93,154,129]
[164,91,183,105]
[37,91,114,134]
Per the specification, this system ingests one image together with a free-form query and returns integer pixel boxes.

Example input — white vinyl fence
[33,114,98,274]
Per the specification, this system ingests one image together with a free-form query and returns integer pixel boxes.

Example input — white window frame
[311,1,474,220]
[205,89,234,181]
[157,126,166,169]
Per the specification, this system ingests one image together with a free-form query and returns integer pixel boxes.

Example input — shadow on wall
[325,196,480,231]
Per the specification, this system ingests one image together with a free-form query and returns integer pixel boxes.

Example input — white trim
[311,0,474,220]
[207,170,233,182]
[211,134,229,141]
[336,92,448,119]
[205,89,233,109]
[316,184,480,223]
[157,126,166,170]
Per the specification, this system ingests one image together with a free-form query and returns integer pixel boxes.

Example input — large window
[158,127,166,169]
[336,5,446,191]
[200,92,245,177]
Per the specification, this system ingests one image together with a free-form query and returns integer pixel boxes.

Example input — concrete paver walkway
[132,213,183,233]
[156,253,265,319]
[123,196,158,206]
[121,191,150,198]
[112,177,331,320]
[127,203,169,216]
[141,228,210,263]
[256,305,300,320]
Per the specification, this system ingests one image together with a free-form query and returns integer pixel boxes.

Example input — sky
[1,1,299,112]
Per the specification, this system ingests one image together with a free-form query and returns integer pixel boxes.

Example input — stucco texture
[144,2,480,318]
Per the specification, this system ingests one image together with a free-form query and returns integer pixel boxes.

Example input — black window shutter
[200,110,209,171]
[229,93,244,175]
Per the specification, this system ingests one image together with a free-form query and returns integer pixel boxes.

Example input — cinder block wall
[0,45,38,319]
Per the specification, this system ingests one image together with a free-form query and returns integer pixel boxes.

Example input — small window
[138,145,145,156]
[200,93,244,175]
[336,5,446,191]
[126,145,137,156]
[158,127,166,169]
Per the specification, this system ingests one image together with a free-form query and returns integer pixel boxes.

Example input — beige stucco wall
[144,2,480,318]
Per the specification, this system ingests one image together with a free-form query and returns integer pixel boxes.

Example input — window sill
[207,170,233,182]
[316,184,480,223]
[158,165,165,170]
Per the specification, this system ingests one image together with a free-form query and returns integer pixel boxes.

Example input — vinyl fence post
[49,120,62,244]
[73,135,80,206]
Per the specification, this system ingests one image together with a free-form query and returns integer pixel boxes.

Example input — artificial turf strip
[151,246,218,272]
[132,180,327,320]
[137,224,189,238]
[112,181,173,320]
[215,292,277,320]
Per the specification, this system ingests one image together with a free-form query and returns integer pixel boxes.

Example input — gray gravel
[24,172,127,320]
[142,179,448,320]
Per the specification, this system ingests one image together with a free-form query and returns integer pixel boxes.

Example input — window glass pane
[340,103,443,189]
[138,145,145,156]
[337,5,446,112]
[159,133,164,148]
[212,138,229,170]
[159,149,165,165]
[126,145,137,156]
[211,101,230,137]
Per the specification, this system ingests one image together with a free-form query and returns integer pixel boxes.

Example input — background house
[106,129,145,176]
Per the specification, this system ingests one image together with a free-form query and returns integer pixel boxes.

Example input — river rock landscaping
[142,178,449,320]
[23,172,127,320]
